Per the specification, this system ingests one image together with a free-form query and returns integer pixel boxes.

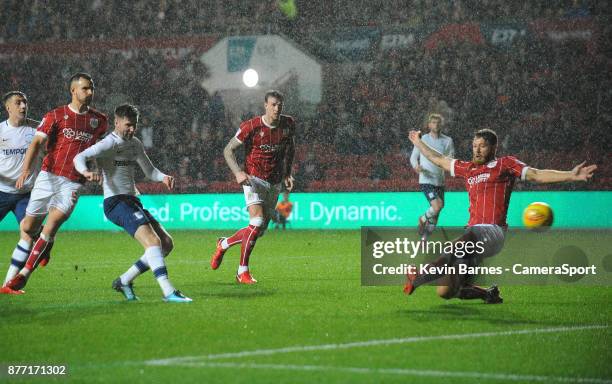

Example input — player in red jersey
[4,73,108,292]
[211,90,295,284]
[404,128,596,303]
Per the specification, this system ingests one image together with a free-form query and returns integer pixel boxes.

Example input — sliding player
[405,128,596,303]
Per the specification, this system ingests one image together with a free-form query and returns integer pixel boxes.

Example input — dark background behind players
[0,0,609,194]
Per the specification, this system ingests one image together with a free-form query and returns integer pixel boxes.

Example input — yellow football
[522,202,554,229]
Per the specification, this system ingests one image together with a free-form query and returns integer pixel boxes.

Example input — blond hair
[424,113,444,129]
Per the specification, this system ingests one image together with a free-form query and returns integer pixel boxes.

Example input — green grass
[0,230,610,383]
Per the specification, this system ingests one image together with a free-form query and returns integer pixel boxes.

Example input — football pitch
[0,230,610,383]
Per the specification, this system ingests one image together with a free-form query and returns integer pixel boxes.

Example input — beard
[473,154,493,165]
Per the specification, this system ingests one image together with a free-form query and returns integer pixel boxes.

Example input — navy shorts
[420,184,445,202]
[0,191,30,224]
[103,195,156,237]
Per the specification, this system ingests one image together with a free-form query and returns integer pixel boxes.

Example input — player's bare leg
[404,232,473,295]
[149,220,174,256]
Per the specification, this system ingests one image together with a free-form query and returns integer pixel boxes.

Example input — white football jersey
[410,133,455,186]
[73,132,166,199]
[0,119,39,193]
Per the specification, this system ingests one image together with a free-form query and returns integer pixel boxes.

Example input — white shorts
[467,224,505,258]
[243,176,281,217]
[26,171,83,217]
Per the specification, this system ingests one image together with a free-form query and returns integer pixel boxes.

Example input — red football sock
[39,240,54,267]
[226,227,248,248]
[239,225,260,267]
[24,236,50,270]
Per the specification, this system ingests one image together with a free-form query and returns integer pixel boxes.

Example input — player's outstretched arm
[525,162,597,183]
[224,137,249,185]
[16,134,45,189]
[408,130,453,173]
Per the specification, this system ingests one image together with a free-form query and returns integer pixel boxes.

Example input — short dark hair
[474,129,498,146]
[114,103,139,121]
[69,72,94,89]
[2,91,27,106]
[264,90,284,103]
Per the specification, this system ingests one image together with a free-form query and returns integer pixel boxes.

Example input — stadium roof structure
[200,34,322,104]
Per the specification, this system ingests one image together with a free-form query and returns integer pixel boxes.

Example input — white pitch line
[175,361,612,384]
[146,324,608,366]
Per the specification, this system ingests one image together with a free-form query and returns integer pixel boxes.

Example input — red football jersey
[37,105,108,182]
[235,115,295,184]
[451,156,528,227]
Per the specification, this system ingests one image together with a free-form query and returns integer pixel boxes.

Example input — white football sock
[4,239,31,285]
[120,255,150,285]
[145,246,175,297]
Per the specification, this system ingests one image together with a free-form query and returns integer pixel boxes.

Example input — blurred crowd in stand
[1,0,609,192]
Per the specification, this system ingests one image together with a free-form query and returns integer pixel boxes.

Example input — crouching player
[405,128,597,303]
[73,104,191,303]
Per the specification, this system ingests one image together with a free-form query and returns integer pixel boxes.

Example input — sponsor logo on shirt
[259,144,280,153]
[62,128,93,142]
[114,160,136,167]
[1,148,27,155]
[467,173,491,186]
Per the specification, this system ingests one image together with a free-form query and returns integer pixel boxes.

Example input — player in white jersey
[410,113,454,241]
[73,104,191,303]
[0,92,42,294]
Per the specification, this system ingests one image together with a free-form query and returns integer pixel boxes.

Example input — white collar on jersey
[68,104,90,115]
[261,115,279,129]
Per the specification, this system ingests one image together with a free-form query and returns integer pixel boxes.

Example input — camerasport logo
[62,128,93,142]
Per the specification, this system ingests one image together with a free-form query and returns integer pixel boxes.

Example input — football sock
[239,224,260,270]
[456,284,487,300]
[422,207,438,237]
[238,265,249,274]
[145,246,175,297]
[224,227,249,249]
[23,233,51,274]
[4,239,31,285]
[120,255,150,285]
[38,238,54,267]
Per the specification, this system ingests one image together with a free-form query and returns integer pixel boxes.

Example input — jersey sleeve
[235,120,254,143]
[35,111,57,138]
[73,134,117,175]
[135,139,165,182]
[503,156,528,181]
[450,159,472,178]
[409,145,420,169]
